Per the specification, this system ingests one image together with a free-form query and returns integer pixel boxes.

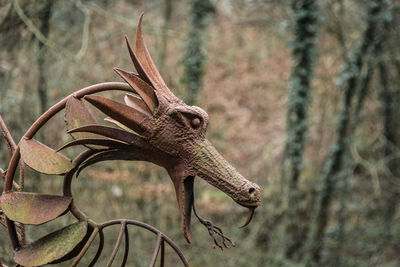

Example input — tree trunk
[378,63,400,222]
[305,0,388,264]
[158,0,173,74]
[283,0,319,259]
[181,0,215,105]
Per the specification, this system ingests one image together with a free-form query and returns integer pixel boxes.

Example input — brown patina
[0,15,261,265]
[65,15,262,243]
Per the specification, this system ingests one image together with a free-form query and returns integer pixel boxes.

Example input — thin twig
[12,0,56,49]
[0,116,21,191]
[87,2,180,38]
[12,0,76,61]
[0,115,16,156]
[74,0,91,60]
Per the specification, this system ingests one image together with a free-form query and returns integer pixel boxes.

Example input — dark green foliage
[180,0,215,105]
[283,0,319,259]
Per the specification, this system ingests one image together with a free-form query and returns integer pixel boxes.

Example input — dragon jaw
[64,14,261,245]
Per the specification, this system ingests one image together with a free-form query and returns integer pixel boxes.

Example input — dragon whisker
[192,195,235,250]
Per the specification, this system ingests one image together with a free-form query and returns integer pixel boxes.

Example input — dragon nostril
[248,187,255,195]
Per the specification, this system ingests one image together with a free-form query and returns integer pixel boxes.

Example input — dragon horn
[135,14,174,97]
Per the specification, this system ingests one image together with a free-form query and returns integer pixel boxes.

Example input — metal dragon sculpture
[0,15,261,266]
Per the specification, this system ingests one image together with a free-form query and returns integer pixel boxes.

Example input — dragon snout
[241,182,261,208]
[237,182,261,228]
[193,140,262,228]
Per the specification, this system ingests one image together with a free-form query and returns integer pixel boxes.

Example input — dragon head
[65,15,261,245]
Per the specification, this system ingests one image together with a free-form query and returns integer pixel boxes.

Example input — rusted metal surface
[125,93,152,114]
[97,219,190,267]
[65,96,99,140]
[0,192,72,225]
[0,116,24,191]
[114,68,158,112]
[19,138,74,175]
[57,138,128,151]
[84,94,151,135]
[68,124,146,145]
[0,14,261,266]
[13,221,88,266]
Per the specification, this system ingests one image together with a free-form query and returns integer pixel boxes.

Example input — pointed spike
[124,93,152,115]
[125,35,152,85]
[77,149,143,176]
[84,95,151,135]
[104,117,136,133]
[239,208,255,228]
[67,125,147,147]
[136,14,170,93]
[114,68,157,113]
[57,138,130,152]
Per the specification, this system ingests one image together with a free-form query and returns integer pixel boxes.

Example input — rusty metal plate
[19,138,74,175]
[124,93,152,115]
[50,225,94,264]
[14,221,88,266]
[68,124,145,145]
[84,95,150,135]
[114,68,157,113]
[104,117,135,133]
[65,96,99,140]
[58,138,129,151]
[0,192,72,225]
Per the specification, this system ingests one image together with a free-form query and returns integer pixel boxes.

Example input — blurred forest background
[0,0,399,266]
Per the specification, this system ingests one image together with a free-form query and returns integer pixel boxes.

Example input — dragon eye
[191,118,201,128]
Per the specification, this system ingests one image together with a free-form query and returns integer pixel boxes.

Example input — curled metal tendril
[70,219,188,266]
[0,84,189,266]
[192,198,235,250]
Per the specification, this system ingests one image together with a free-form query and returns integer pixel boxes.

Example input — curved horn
[135,14,172,96]
[125,35,152,85]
